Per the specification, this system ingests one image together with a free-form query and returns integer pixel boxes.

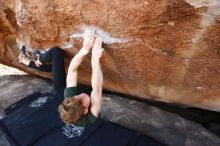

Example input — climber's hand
[92,36,104,59]
[82,29,95,52]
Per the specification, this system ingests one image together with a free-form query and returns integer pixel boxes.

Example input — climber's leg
[38,47,66,96]
[18,47,66,96]
[28,61,52,72]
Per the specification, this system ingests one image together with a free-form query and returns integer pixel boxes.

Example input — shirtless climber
[17,29,104,127]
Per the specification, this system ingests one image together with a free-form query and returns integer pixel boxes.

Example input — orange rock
[0,0,220,111]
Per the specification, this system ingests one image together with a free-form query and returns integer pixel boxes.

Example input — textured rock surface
[0,0,220,111]
[101,95,220,146]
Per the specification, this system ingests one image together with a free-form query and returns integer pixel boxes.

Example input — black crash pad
[33,119,104,146]
[4,92,42,115]
[0,92,166,146]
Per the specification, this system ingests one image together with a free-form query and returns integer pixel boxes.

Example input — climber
[17,29,104,127]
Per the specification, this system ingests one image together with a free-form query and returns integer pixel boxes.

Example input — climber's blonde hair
[58,97,84,124]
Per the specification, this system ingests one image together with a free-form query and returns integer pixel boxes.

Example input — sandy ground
[0,64,26,76]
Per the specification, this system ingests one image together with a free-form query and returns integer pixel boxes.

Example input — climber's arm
[90,37,104,117]
[66,49,88,87]
[66,29,95,87]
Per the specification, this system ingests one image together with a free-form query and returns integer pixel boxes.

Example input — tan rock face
[0,0,220,111]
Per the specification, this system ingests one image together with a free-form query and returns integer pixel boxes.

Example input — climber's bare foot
[35,57,42,67]
[17,53,30,65]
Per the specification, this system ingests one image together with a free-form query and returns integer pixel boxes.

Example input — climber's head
[58,93,91,124]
